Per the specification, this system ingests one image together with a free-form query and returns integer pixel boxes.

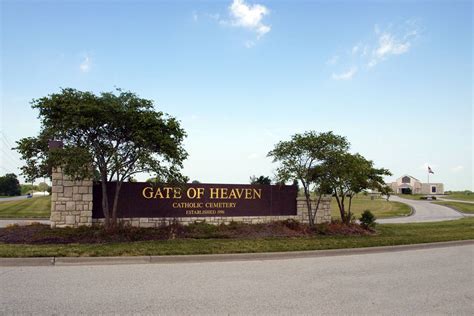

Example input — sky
[0,0,472,190]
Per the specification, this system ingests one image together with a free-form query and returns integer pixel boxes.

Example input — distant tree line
[0,173,21,196]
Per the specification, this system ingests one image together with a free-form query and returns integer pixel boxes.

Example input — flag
[428,166,434,174]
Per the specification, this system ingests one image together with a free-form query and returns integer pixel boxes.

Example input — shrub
[359,210,376,229]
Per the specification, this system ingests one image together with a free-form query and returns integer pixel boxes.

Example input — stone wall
[50,168,93,228]
[51,168,331,227]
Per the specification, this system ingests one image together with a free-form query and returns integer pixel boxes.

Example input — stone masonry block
[78,186,89,194]
[66,201,76,211]
[65,215,76,225]
[52,186,63,193]
[64,187,73,198]
[63,180,74,187]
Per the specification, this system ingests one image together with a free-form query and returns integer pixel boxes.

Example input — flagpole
[428,170,430,195]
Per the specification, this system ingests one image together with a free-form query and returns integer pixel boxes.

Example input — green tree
[0,173,21,196]
[380,184,393,201]
[268,131,349,227]
[15,88,188,228]
[250,175,271,185]
[315,152,391,224]
[37,182,49,193]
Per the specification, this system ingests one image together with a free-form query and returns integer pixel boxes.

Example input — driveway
[378,195,468,224]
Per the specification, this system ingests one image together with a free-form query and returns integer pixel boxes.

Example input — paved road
[1,244,472,315]
[0,195,28,202]
[378,195,467,224]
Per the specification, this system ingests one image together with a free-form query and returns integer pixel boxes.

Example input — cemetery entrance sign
[92,183,298,218]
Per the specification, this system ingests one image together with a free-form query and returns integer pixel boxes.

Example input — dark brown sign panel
[92,182,297,218]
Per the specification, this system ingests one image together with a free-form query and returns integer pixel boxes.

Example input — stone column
[50,167,93,228]
[296,195,332,224]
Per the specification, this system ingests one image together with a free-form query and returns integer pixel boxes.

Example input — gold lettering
[187,187,197,199]
[153,188,164,199]
[163,187,172,198]
[235,188,244,199]
[197,187,205,199]
[228,189,237,199]
[210,188,219,199]
[173,188,182,199]
[245,188,252,199]
[221,188,228,199]
[142,187,154,199]
[253,189,262,199]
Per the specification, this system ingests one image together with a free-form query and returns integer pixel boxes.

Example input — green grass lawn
[331,195,411,220]
[442,193,474,202]
[0,217,472,257]
[0,196,51,218]
[433,201,474,214]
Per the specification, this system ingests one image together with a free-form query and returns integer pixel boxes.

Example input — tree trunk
[111,181,122,226]
[347,194,353,224]
[302,181,314,227]
[334,189,345,223]
[313,192,323,224]
[100,173,110,228]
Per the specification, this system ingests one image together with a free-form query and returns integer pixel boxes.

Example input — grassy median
[331,195,411,219]
[0,217,472,257]
[0,196,50,218]
[433,201,474,214]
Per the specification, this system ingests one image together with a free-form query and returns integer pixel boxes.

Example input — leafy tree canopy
[311,152,391,223]
[15,88,188,227]
[268,131,349,226]
[250,175,271,185]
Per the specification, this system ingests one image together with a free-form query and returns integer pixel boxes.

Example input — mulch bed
[0,220,373,244]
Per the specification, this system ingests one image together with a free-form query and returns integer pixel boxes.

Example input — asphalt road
[377,195,467,223]
[1,244,472,315]
[0,195,28,202]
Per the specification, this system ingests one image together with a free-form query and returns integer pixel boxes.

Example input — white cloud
[244,40,256,48]
[352,44,360,55]
[368,32,410,67]
[451,165,464,173]
[228,0,271,38]
[207,13,221,21]
[368,24,418,67]
[79,55,91,73]
[326,55,338,65]
[332,67,357,80]
[327,21,420,79]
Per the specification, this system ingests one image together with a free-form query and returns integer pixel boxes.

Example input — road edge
[1,240,472,267]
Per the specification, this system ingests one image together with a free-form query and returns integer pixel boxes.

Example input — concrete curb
[1,240,472,267]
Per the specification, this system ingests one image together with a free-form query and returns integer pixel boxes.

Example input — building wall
[421,183,444,195]
[50,168,331,227]
[389,175,444,195]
